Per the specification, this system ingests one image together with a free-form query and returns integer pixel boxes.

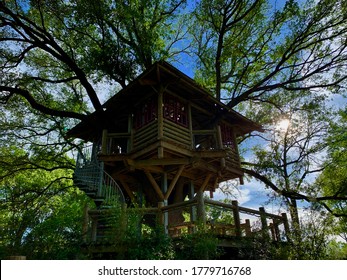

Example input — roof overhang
[67,61,263,141]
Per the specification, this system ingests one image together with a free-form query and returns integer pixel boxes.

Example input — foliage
[287,208,334,260]
[1,0,347,259]
[240,90,332,231]
[0,153,89,259]
[205,198,234,224]
[190,0,347,105]
[125,225,176,260]
[315,109,347,239]
[326,240,347,260]
[173,223,222,260]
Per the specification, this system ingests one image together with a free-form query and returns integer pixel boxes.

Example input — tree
[0,0,187,259]
[316,109,347,241]
[1,0,347,259]
[189,0,347,232]
[189,0,347,106]
[0,0,188,187]
[240,91,329,228]
[0,146,89,259]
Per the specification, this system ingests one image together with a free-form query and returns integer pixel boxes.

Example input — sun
[277,119,290,131]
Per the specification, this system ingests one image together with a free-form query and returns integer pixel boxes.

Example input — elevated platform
[81,197,290,259]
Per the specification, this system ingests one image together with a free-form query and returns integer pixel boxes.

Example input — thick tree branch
[241,167,347,218]
[0,86,86,120]
[0,2,103,111]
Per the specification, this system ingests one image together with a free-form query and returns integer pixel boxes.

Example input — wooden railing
[101,129,131,155]
[160,198,290,241]
[85,197,290,244]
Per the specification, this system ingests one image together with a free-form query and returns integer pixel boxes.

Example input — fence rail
[85,197,290,244]
[160,198,290,241]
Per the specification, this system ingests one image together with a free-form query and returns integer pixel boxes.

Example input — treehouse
[68,61,289,255]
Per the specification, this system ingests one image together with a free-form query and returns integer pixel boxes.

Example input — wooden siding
[162,118,191,148]
[225,148,241,170]
[133,120,158,150]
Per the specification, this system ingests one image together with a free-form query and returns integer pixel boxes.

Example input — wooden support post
[164,165,185,200]
[259,207,269,239]
[161,172,169,234]
[199,173,212,193]
[127,114,133,152]
[119,179,136,204]
[245,219,252,236]
[157,85,164,159]
[97,161,104,198]
[82,204,89,243]
[120,203,127,238]
[158,86,164,139]
[281,212,291,242]
[91,217,97,242]
[188,103,194,149]
[144,170,165,201]
[216,125,226,168]
[273,219,280,241]
[158,202,165,226]
[189,182,197,225]
[101,129,108,155]
[196,190,206,224]
[269,223,276,241]
[232,200,242,237]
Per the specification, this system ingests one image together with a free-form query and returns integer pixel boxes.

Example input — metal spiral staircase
[74,144,125,207]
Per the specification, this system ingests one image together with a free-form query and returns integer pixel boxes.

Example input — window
[134,97,157,129]
[220,123,235,148]
[163,95,188,127]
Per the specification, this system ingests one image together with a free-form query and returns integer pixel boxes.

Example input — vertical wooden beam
[161,172,169,233]
[127,114,133,152]
[245,219,252,237]
[158,86,164,158]
[269,223,276,241]
[189,182,197,224]
[97,161,104,197]
[158,202,165,226]
[91,216,97,242]
[188,102,194,149]
[161,172,168,194]
[144,170,165,201]
[216,125,223,149]
[259,207,269,239]
[232,200,241,237]
[101,129,108,155]
[196,190,206,224]
[273,219,280,241]
[281,212,291,242]
[82,204,89,243]
[120,203,127,239]
[164,165,185,200]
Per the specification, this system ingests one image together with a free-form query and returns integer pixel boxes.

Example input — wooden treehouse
[68,61,290,257]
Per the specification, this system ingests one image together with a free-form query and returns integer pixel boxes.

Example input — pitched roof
[67,61,263,140]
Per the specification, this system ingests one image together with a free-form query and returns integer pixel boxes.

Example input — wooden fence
[159,197,290,241]
[85,197,290,243]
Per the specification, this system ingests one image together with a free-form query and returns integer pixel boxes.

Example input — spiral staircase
[74,144,125,207]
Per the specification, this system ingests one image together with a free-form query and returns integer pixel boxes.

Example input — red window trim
[134,97,157,129]
[163,94,188,127]
[220,123,235,148]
